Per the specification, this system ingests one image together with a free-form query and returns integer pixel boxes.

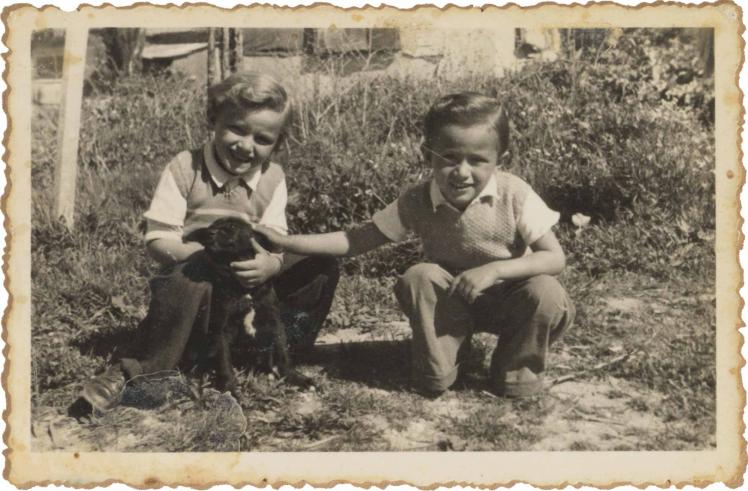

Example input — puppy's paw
[216,376,241,400]
[229,386,243,404]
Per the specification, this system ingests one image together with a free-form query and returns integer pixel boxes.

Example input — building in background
[31,30,65,105]
[31,27,567,105]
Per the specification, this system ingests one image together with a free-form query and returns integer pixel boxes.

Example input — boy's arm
[143,154,204,267]
[490,230,566,279]
[450,231,566,303]
[146,237,203,266]
[254,222,391,257]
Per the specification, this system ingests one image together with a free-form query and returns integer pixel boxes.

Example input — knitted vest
[398,171,531,272]
[168,148,285,239]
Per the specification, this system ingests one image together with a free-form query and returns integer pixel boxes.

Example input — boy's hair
[423,92,509,155]
[207,72,292,127]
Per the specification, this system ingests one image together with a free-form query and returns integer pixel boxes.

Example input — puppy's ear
[188,227,215,248]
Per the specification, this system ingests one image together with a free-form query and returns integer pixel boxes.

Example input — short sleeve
[144,219,183,244]
[143,162,188,227]
[372,199,409,243]
[259,178,289,235]
[517,190,560,245]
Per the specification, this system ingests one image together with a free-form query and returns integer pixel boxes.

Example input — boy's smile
[427,122,500,210]
[212,107,286,175]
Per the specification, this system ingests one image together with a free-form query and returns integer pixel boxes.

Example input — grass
[29,29,716,451]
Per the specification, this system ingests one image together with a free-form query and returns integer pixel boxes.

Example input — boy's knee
[318,256,341,281]
[521,275,574,323]
[523,275,567,305]
[396,263,449,292]
[302,255,340,284]
[414,367,458,393]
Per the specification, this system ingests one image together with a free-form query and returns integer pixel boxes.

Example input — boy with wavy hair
[256,92,574,398]
[79,72,339,411]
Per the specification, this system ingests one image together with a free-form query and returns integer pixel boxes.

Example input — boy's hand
[449,263,501,304]
[231,239,282,288]
[252,224,289,251]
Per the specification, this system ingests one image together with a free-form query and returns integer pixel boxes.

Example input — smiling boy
[255,92,575,398]
[79,73,339,411]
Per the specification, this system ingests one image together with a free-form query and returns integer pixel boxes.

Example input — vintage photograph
[3,3,744,487]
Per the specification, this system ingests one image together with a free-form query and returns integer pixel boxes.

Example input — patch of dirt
[603,296,645,313]
[317,321,410,345]
[292,391,324,416]
[363,414,445,451]
[352,375,670,452]
[531,377,666,450]
[32,372,246,452]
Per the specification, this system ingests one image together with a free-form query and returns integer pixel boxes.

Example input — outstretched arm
[253,222,391,257]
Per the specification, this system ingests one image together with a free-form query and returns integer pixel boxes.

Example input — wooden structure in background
[53,27,88,228]
[207,27,243,86]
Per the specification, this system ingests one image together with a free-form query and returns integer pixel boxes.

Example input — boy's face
[426,122,501,210]
[212,106,286,175]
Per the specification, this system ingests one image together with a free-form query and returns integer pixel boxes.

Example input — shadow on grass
[297,339,490,394]
[70,326,488,395]
[70,324,142,360]
[298,340,413,392]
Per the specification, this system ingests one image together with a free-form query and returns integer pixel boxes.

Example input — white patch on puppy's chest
[242,294,257,338]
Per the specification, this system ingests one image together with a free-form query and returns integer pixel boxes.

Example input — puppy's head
[189,217,259,266]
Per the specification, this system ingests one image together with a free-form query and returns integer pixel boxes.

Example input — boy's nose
[456,160,471,177]
[237,138,255,155]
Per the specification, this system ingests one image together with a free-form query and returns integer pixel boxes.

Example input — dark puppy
[187,217,313,399]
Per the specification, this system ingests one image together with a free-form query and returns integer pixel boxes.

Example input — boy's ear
[498,149,511,168]
[418,142,429,163]
[272,132,288,156]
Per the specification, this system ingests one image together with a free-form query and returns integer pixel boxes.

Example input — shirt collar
[429,172,499,212]
[203,141,262,190]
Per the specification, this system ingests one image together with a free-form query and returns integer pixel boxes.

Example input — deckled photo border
[2,2,744,487]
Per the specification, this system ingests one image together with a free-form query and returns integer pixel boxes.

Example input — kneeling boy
[256,92,575,397]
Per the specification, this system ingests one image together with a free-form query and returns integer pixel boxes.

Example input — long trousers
[394,263,575,393]
[118,255,339,379]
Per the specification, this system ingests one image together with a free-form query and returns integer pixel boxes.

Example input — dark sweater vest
[168,148,285,239]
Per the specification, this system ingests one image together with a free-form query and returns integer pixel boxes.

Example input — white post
[53,26,88,228]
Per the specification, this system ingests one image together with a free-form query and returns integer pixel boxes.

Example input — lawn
[30,28,716,451]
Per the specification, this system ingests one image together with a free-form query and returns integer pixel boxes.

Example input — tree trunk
[100,28,144,76]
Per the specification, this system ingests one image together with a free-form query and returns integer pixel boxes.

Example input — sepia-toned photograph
[3,2,744,487]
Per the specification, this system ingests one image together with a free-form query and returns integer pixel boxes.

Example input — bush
[78,73,208,171]
[283,30,714,275]
[33,30,715,274]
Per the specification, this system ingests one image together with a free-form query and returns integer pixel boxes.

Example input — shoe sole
[495,376,545,398]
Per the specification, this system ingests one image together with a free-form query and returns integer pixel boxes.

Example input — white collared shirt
[372,173,559,246]
[143,142,288,243]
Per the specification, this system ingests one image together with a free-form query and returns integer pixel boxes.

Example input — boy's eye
[255,135,276,145]
[439,154,460,164]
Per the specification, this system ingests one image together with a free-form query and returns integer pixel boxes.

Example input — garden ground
[33,265,715,451]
